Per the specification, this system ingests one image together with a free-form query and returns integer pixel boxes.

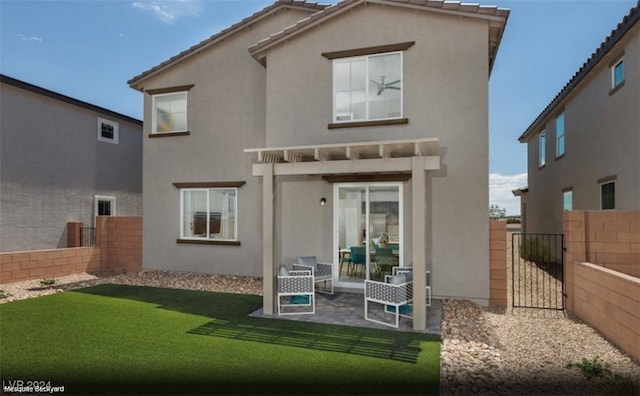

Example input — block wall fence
[489,220,507,307]
[564,210,640,362]
[1,217,141,284]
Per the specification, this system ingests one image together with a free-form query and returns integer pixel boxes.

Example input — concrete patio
[251,292,442,335]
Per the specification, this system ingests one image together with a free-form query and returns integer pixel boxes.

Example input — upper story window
[97,118,119,144]
[153,92,187,133]
[612,58,624,89]
[538,130,546,167]
[556,112,565,157]
[147,84,194,136]
[333,52,402,123]
[600,180,615,210]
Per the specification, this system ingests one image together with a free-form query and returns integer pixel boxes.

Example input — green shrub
[40,278,56,286]
[519,238,553,263]
[0,290,9,299]
[567,356,639,395]
[566,356,612,379]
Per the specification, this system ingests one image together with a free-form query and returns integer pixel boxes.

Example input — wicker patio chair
[364,274,413,328]
[393,267,431,307]
[293,256,334,295]
[277,265,315,315]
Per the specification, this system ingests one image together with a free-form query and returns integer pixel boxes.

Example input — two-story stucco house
[129,0,508,331]
[515,2,639,235]
[0,74,143,252]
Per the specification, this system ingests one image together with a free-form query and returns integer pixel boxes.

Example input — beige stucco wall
[136,8,316,277]
[524,27,640,235]
[264,4,492,303]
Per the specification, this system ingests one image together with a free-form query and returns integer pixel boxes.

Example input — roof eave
[128,1,328,90]
[249,0,510,64]
[518,1,640,143]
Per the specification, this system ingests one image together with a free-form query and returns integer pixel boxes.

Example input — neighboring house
[0,74,143,252]
[128,0,508,330]
[515,2,639,235]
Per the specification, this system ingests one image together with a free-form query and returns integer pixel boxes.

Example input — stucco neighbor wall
[265,3,491,303]
[0,80,142,253]
[522,26,640,235]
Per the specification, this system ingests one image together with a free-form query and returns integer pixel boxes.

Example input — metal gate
[511,233,564,310]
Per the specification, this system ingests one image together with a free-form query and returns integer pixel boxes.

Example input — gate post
[563,211,586,313]
[489,221,507,307]
[67,221,82,247]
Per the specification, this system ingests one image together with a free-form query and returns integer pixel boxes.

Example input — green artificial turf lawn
[0,285,440,395]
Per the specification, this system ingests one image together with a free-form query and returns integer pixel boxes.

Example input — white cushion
[390,274,406,285]
[278,264,289,277]
[296,256,317,267]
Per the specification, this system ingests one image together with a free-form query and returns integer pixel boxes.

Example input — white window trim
[611,57,624,88]
[151,91,188,134]
[97,118,119,144]
[538,130,546,167]
[95,195,116,219]
[180,188,238,242]
[332,51,403,123]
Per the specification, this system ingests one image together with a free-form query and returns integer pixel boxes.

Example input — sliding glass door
[335,183,402,288]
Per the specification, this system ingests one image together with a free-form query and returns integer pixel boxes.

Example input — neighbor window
[556,112,565,157]
[95,195,116,217]
[600,181,615,210]
[539,130,546,167]
[333,52,402,122]
[612,58,624,89]
[563,190,573,211]
[152,91,188,134]
[181,188,237,241]
[97,118,119,144]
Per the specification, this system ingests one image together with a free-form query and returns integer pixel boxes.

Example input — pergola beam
[252,156,440,176]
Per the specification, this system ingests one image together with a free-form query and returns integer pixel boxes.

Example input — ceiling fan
[370,75,400,95]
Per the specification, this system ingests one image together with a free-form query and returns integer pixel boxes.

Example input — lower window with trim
[181,188,237,241]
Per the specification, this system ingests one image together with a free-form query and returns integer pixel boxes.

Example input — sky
[1,0,637,215]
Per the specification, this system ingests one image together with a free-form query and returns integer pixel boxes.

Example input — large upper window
[556,112,565,157]
[538,130,546,167]
[152,92,187,133]
[333,52,402,123]
[180,188,237,241]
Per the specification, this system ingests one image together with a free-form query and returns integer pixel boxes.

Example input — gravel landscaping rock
[0,271,262,304]
[441,299,640,395]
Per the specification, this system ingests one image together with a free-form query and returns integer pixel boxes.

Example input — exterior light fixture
[320,197,327,206]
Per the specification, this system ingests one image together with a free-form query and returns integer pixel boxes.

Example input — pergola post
[411,156,427,331]
[262,164,276,315]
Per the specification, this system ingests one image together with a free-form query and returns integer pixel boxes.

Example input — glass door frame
[333,182,403,289]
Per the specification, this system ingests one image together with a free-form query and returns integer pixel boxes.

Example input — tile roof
[519,1,640,142]
[248,0,510,71]
[128,0,328,90]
